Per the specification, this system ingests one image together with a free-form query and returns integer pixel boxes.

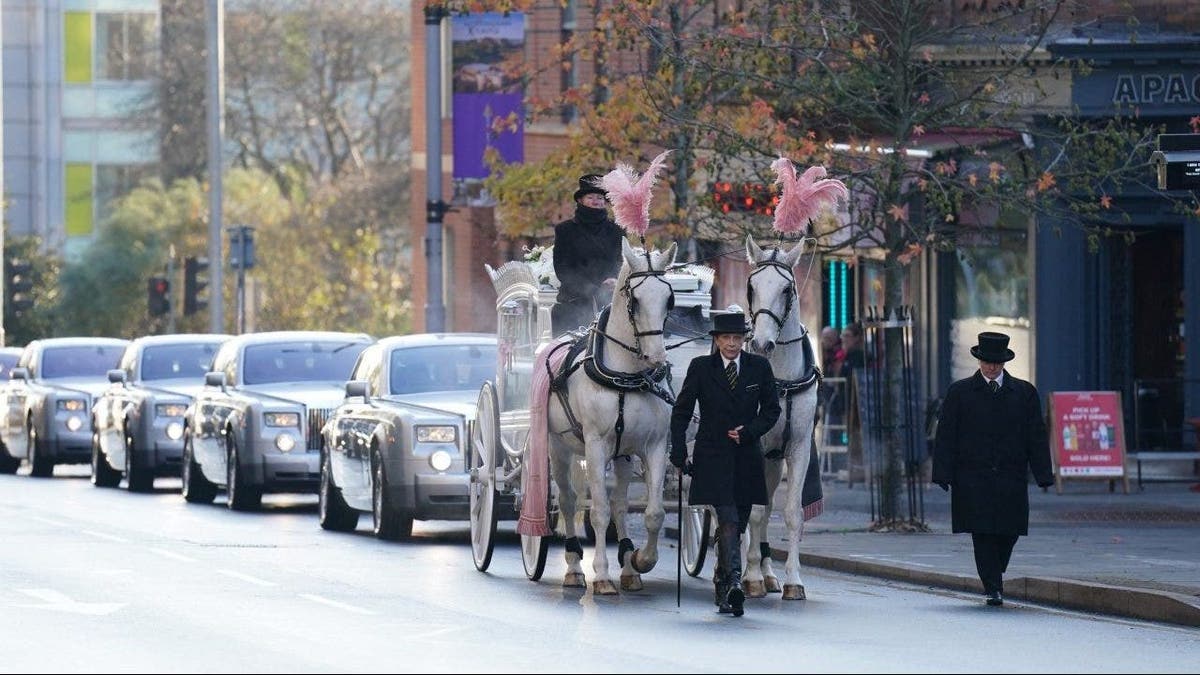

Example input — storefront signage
[1072,69,1200,116]
[1047,391,1129,492]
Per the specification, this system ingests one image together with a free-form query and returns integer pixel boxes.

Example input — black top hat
[970,331,1015,363]
[573,174,607,202]
[709,312,751,335]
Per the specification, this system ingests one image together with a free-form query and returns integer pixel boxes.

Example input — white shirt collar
[723,354,741,370]
[986,371,1005,387]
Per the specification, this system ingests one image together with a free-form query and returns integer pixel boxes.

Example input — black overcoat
[551,207,623,333]
[670,352,781,507]
[932,371,1053,535]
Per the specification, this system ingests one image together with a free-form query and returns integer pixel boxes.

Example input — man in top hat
[932,331,1053,607]
[670,309,781,617]
[551,173,624,335]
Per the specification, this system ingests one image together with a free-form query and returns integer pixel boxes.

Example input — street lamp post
[424,4,447,333]
[206,0,225,333]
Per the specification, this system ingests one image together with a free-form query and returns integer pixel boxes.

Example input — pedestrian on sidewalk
[670,310,781,617]
[932,331,1054,607]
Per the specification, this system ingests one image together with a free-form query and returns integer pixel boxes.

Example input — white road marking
[31,516,67,528]
[148,548,197,563]
[81,529,129,543]
[847,554,936,568]
[299,593,376,615]
[216,570,276,587]
[15,588,125,616]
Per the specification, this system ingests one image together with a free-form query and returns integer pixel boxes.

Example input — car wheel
[225,432,262,511]
[27,421,53,478]
[318,447,359,532]
[124,429,154,493]
[0,441,19,475]
[372,446,412,541]
[90,429,121,488]
[181,431,217,504]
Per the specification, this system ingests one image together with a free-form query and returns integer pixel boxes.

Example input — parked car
[91,334,231,491]
[181,331,373,510]
[318,333,496,539]
[0,338,130,476]
[0,347,23,382]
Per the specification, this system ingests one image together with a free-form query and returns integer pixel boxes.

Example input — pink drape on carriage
[517,336,573,537]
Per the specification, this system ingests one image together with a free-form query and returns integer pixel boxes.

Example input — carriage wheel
[520,456,552,581]
[469,381,500,572]
[682,504,711,578]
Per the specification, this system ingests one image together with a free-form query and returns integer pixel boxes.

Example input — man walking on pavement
[932,331,1054,606]
[670,310,781,617]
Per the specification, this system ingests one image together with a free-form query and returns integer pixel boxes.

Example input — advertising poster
[1049,391,1127,477]
[451,12,525,200]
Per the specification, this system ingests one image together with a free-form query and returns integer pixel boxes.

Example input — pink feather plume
[771,157,848,234]
[600,150,671,237]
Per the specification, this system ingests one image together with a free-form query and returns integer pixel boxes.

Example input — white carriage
[467,251,715,579]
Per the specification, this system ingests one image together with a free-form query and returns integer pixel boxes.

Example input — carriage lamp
[57,399,86,412]
[429,449,453,472]
[65,415,83,431]
[263,412,301,427]
[165,422,185,441]
[416,425,456,443]
[274,432,297,452]
[156,403,188,418]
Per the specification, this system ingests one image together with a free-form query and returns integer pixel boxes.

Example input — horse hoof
[782,584,807,600]
[743,579,767,598]
[620,574,643,592]
[592,580,619,596]
[563,572,586,588]
[631,549,656,574]
[765,577,782,594]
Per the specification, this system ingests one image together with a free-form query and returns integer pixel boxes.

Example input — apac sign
[1072,69,1200,116]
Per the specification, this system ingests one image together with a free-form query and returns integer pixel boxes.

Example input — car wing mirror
[107,369,127,385]
[345,380,369,403]
[10,367,28,381]
[204,371,227,391]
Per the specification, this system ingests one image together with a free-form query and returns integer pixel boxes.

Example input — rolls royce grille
[307,408,333,451]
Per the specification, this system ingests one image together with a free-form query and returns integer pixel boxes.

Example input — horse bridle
[747,252,807,346]
[594,268,675,359]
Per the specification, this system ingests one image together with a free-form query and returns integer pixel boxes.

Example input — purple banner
[452,12,525,181]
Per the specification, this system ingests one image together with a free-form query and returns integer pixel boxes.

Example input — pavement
[745,470,1200,627]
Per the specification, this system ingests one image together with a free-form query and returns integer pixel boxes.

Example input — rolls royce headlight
[156,403,188,418]
[429,449,453,472]
[165,422,184,440]
[65,415,83,431]
[275,433,297,452]
[416,425,456,443]
[264,412,300,427]
[57,399,86,412]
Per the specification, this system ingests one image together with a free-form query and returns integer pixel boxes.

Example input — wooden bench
[1131,452,1200,489]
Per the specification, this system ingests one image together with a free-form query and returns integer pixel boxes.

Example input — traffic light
[183,256,209,315]
[148,276,170,316]
[5,259,35,315]
[710,182,778,216]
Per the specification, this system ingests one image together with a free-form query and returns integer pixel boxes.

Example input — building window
[95,13,156,81]
[96,164,151,224]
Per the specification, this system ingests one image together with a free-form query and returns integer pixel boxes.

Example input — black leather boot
[724,525,745,617]
[713,527,728,607]
[716,523,743,616]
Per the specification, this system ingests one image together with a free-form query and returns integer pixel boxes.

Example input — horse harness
[749,251,822,457]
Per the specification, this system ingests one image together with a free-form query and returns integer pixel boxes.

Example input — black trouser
[971,533,1019,594]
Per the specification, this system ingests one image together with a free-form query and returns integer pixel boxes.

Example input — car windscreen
[40,346,126,379]
[141,343,223,381]
[242,341,369,385]
[389,343,496,395]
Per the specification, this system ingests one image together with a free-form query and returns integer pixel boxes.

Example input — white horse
[547,237,678,595]
[743,234,821,600]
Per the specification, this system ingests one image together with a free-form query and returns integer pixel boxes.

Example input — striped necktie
[725,361,737,389]
[989,379,999,393]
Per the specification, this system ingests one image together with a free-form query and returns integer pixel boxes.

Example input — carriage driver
[550,174,624,335]
[670,310,781,617]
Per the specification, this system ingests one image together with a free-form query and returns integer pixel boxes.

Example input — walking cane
[677,466,683,608]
